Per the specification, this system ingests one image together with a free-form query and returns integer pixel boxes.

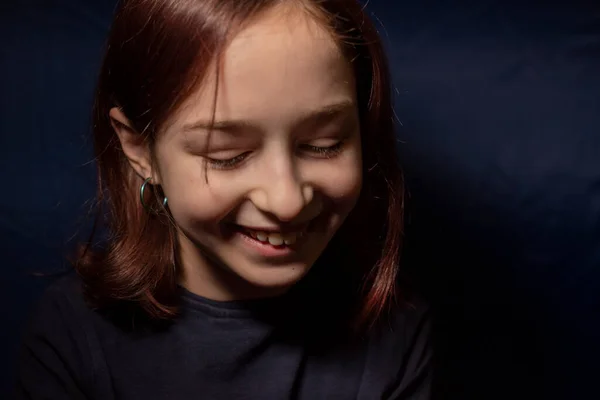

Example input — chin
[233,262,313,294]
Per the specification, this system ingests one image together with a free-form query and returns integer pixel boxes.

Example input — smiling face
[113,5,362,301]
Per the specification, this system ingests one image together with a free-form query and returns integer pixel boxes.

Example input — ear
[109,107,154,181]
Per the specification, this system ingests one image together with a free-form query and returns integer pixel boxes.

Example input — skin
[111,5,362,301]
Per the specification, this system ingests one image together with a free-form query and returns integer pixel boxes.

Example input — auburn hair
[77,0,404,330]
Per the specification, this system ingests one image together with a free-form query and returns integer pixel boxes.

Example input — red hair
[77,0,404,330]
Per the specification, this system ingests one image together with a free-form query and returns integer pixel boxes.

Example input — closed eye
[300,141,345,158]
[205,140,345,170]
[206,152,251,170]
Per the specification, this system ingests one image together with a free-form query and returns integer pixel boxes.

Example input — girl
[17,0,431,399]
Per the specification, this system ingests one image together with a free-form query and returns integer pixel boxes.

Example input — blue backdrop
[2,1,599,398]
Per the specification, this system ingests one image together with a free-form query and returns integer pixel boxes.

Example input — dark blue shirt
[16,274,431,399]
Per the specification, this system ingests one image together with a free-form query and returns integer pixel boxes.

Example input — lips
[232,223,307,246]
[243,228,304,246]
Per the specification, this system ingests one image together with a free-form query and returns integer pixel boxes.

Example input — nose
[249,161,314,222]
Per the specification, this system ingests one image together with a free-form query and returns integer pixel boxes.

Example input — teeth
[245,229,302,246]
[283,233,297,245]
[267,233,284,246]
[256,232,268,242]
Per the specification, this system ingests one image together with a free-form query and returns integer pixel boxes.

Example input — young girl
[17,0,431,398]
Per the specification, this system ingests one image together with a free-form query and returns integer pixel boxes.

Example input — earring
[140,177,168,213]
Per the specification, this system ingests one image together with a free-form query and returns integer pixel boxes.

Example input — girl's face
[116,6,362,300]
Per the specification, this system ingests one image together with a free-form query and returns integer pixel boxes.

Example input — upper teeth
[249,230,301,246]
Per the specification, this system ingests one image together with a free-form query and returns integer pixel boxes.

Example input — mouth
[236,226,307,247]
[225,222,313,259]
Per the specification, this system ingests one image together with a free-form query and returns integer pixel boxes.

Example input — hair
[77,0,404,331]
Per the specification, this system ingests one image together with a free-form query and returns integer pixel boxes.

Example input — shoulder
[371,293,431,354]
[28,272,91,325]
[17,272,101,397]
[393,294,431,336]
[361,293,432,399]
[21,272,101,363]
[23,271,123,350]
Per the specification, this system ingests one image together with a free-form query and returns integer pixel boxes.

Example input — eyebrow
[181,100,356,134]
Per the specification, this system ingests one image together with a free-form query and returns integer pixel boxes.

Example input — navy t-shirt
[15,274,431,399]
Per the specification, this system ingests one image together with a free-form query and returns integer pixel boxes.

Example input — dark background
[2,1,599,398]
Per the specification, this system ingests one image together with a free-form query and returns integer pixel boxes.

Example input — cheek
[318,153,363,210]
[157,159,238,226]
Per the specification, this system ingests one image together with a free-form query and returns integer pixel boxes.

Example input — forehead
[227,5,338,64]
[169,5,356,133]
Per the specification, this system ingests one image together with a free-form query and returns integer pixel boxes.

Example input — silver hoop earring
[140,177,168,213]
